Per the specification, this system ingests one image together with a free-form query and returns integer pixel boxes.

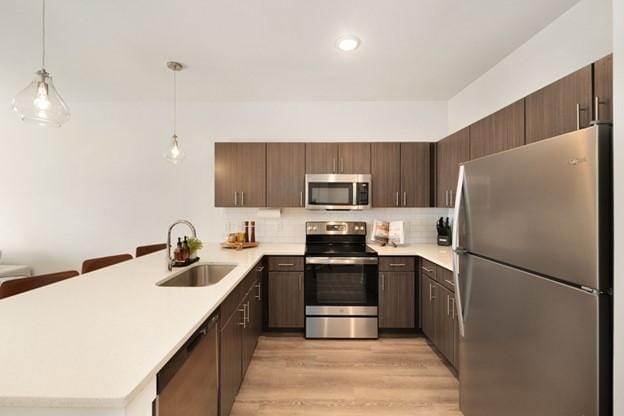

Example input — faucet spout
[167,219,198,271]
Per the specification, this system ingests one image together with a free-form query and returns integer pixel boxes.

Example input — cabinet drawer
[437,265,455,292]
[379,257,415,272]
[268,256,304,271]
[420,259,437,280]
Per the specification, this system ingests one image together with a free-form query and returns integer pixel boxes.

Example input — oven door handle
[305,257,378,265]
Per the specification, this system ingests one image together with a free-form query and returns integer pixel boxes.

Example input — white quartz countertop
[0,242,450,409]
[369,243,453,270]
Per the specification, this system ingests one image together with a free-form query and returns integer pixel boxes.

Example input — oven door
[304,257,378,316]
[305,174,370,210]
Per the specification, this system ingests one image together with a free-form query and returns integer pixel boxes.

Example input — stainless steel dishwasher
[156,312,219,416]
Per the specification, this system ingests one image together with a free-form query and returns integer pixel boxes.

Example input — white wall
[0,100,447,274]
[612,0,622,412]
[447,0,612,133]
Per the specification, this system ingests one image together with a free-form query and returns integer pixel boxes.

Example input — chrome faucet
[167,219,198,271]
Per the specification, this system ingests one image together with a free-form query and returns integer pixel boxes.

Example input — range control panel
[305,221,367,235]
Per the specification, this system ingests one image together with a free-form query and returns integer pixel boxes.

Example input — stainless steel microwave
[305,174,371,210]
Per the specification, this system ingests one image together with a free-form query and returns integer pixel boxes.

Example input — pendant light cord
[41,0,46,69]
[173,70,177,136]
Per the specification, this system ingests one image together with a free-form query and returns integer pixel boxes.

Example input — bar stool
[81,254,132,274]
[0,270,79,299]
[136,243,166,257]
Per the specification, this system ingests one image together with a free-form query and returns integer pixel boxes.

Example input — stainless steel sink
[157,263,237,287]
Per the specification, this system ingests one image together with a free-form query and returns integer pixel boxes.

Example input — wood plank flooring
[230,335,462,416]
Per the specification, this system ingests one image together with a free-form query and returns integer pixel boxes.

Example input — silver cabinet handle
[422,266,434,273]
[389,263,406,267]
[594,96,607,122]
[300,191,303,207]
[340,158,344,173]
[444,279,455,287]
[256,265,265,272]
[333,159,337,173]
[447,294,451,316]
[576,104,587,130]
[403,191,407,206]
[451,296,456,320]
[278,263,294,267]
[255,282,261,300]
[395,192,399,206]
[445,190,449,207]
[450,190,454,206]
[241,191,245,206]
[246,301,250,323]
[238,304,247,328]
[429,283,435,301]
[234,192,238,206]
[381,273,385,290]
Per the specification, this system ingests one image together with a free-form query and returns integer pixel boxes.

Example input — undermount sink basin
[158,263,237,287]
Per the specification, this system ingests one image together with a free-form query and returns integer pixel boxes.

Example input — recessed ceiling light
[336,35,361,52]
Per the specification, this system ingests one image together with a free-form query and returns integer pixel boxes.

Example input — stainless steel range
[304,221,379,339]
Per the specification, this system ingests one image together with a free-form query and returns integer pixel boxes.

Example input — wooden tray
[221,242,259,250]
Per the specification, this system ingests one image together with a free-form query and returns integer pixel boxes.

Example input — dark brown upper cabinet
[400,143,432,207]
[436,128,469,208]
[338,143,371,174]
[305,143,370,174]
[469,99,525,159]
[266,143,305,208]
[215,143,266,207]
[525,65,592,144]
[593,54,613,123]
[305,143,339,174]
[371,143,401,207]
[371,142,432,208]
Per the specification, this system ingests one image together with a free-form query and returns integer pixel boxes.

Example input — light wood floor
[230,335,462,416]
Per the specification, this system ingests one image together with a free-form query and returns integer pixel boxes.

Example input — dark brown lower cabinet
[220,264,263,416]
[420,273,458,371]
[421,275,436,341]
[268,272,304,328]
[219,310,243,416]
[379,271,415,328]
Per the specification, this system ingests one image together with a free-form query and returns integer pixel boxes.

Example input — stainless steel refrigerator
[452,124,612,416]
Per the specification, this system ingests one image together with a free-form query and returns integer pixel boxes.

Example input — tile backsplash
[220,208,452,244]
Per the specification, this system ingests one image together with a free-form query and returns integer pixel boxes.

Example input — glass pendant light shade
[164,134,186,164]
[12,69,70,127]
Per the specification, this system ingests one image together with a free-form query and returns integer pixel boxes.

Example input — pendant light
[164,61,186,164]
[12,0,70,127]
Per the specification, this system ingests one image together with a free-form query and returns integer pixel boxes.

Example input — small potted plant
[187,237,203,259]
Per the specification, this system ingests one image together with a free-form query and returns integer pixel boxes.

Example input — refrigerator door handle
[452,165,466,338]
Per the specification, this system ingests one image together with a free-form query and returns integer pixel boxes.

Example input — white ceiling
[0,0,581,102]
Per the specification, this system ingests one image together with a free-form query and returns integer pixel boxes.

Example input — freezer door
[458,254,610,416]
[459,124,611,289]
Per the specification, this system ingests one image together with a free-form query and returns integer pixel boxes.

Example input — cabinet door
[215,143,241,207]
[371,143,401,207]
[219,312,243,416]
[436,129,469,208]
[400,142,432,207]
[593,54,613,123]
[267,143,305,207]
[305,143,339,174]
[379,271,415,328]
[238,143,266,207]
[420,276,435,340]
[268,272,304,328]
[525,65,592,143]
[338,143,371,174]
[437,284,453,363]
[469,99,525,159]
